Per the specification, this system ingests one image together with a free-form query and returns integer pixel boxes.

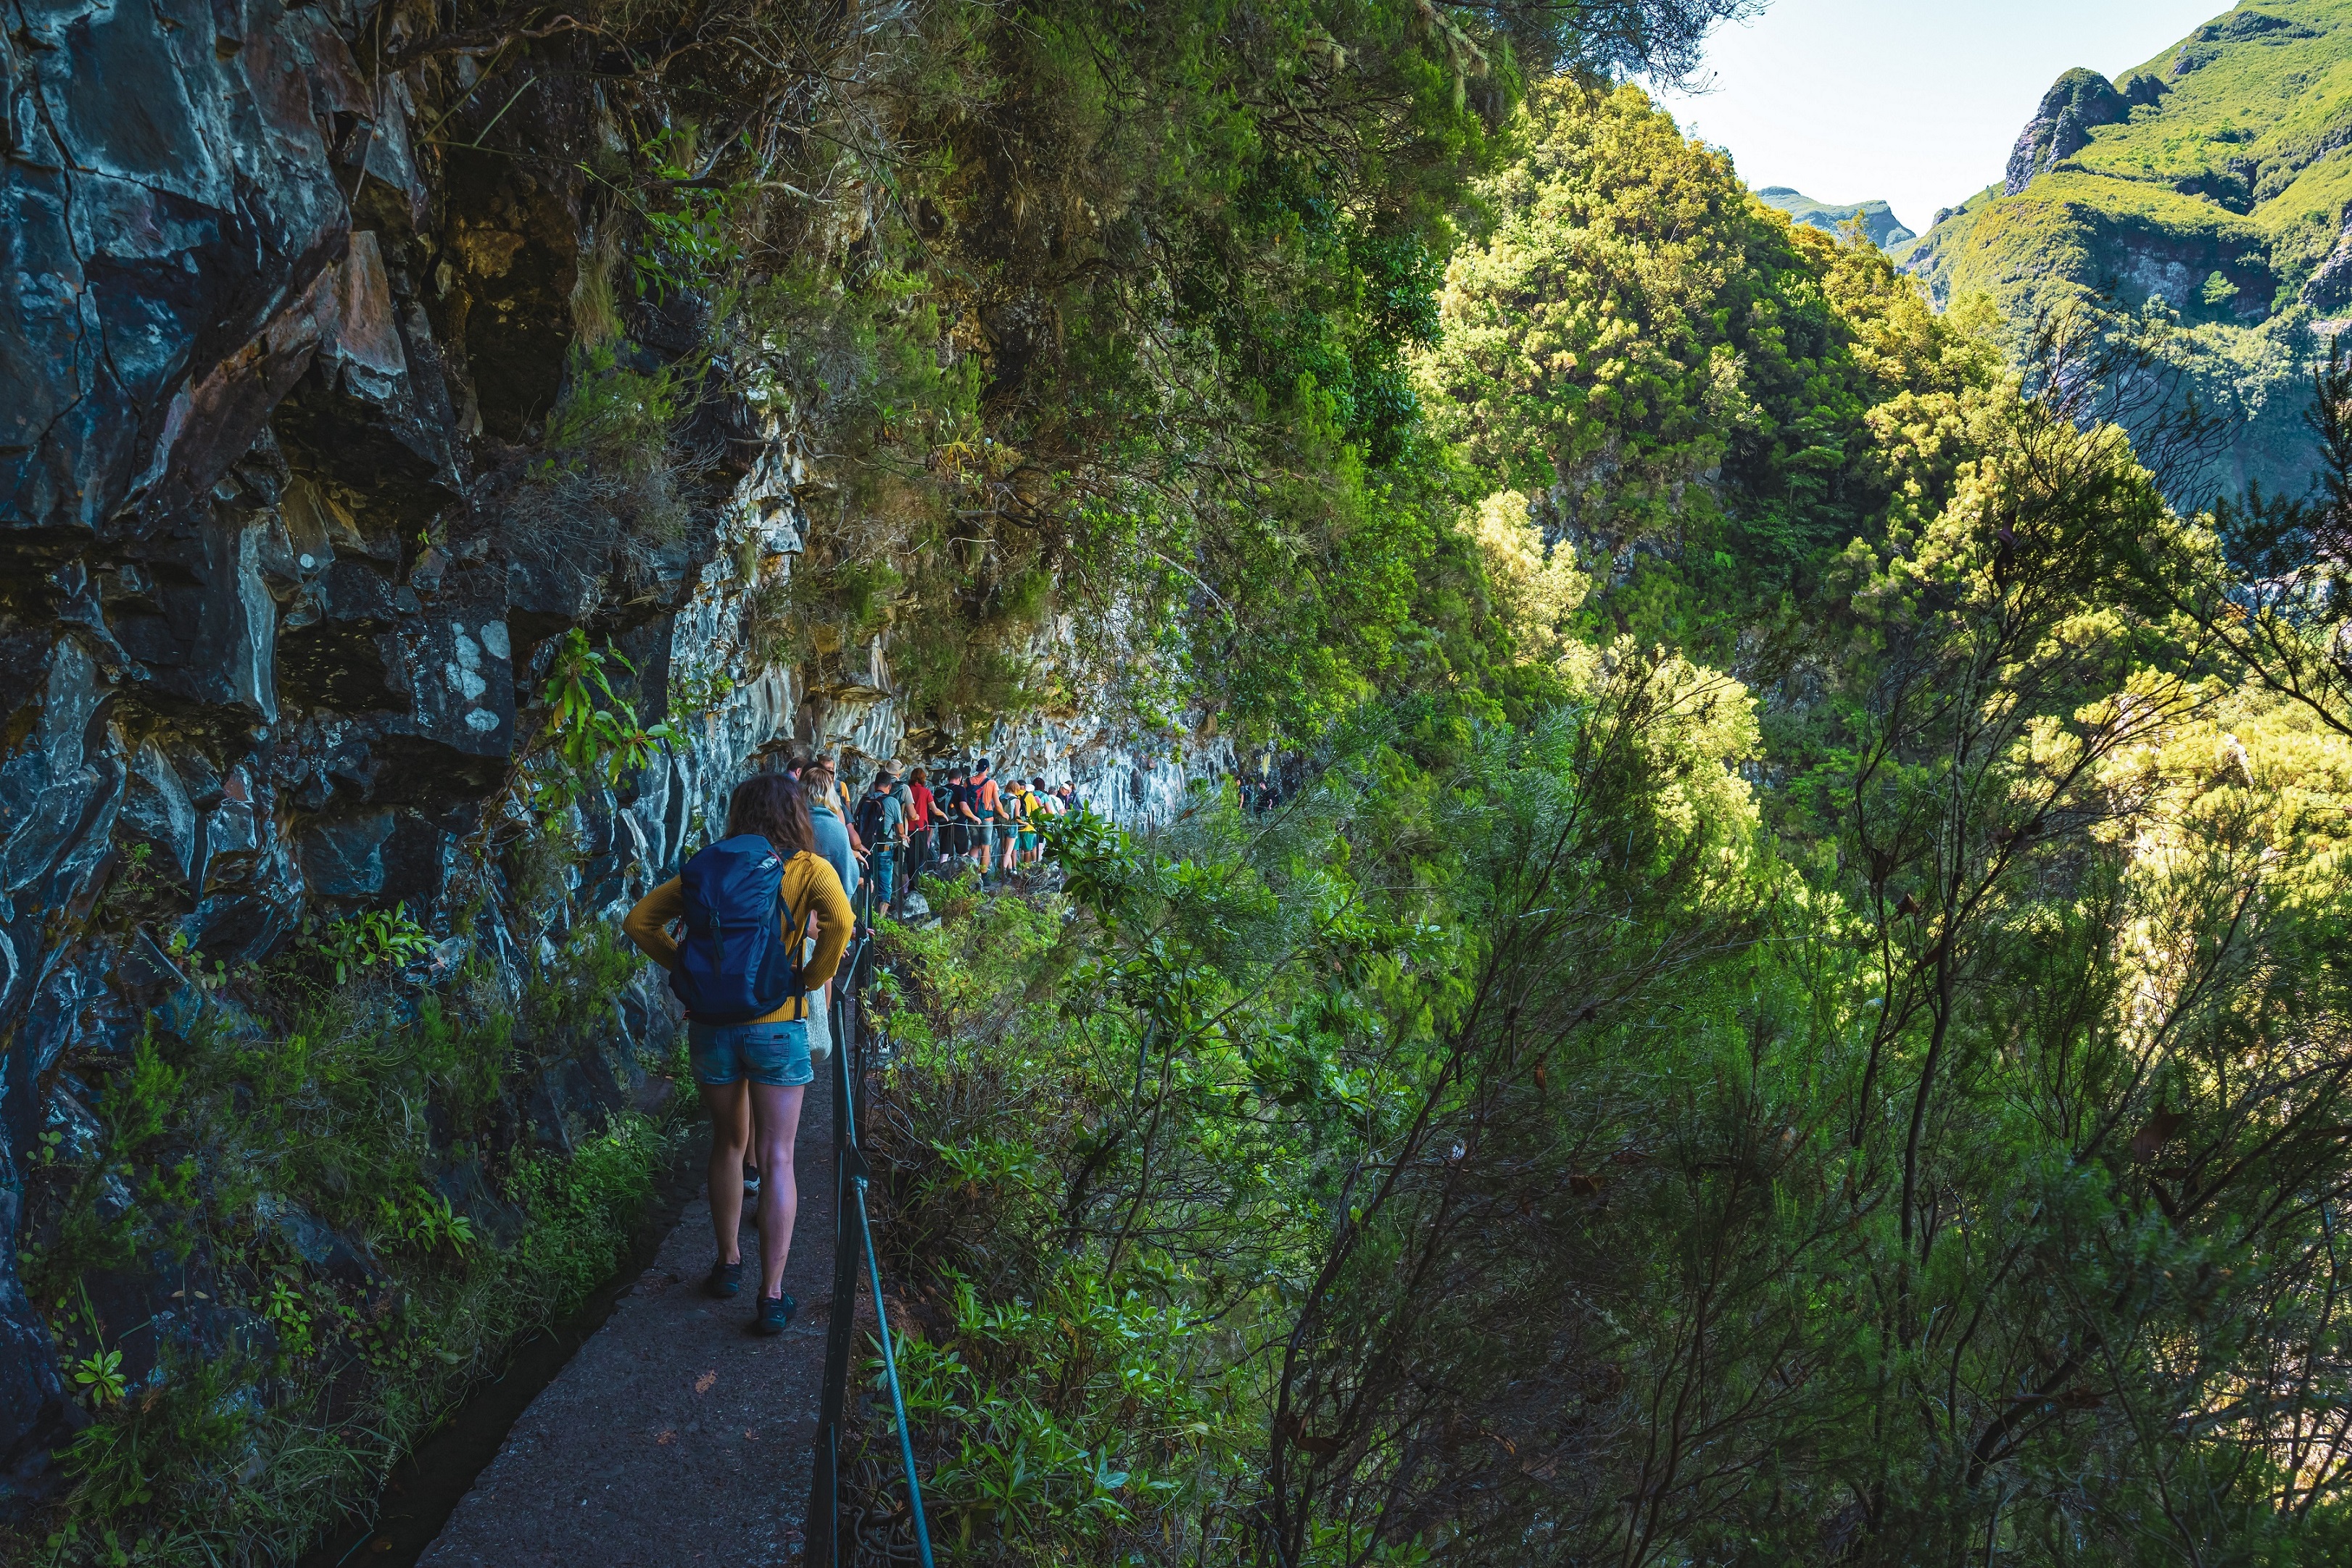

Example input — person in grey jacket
[798,756,861,908]
[791,755,862,1103]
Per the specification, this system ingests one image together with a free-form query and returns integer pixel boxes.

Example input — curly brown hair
[724,772,816,856]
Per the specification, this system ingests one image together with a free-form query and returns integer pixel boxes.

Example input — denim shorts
[687,1017,814,1088]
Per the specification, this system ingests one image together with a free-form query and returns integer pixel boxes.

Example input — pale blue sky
[1656,0,2234,236]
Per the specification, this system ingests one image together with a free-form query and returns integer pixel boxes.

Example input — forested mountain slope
[849,79,2352,1567]
[1899,0,2352,498]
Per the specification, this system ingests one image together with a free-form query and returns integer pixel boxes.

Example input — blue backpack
[668,835,805,1024]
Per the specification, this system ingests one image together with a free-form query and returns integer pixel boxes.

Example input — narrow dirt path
[418,1069,837,1568]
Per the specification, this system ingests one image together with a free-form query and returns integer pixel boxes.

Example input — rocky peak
[2005,68,2129,195]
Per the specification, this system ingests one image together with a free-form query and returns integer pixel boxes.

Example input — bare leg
[701,1081,750,1264]
[749,1081,808,1299]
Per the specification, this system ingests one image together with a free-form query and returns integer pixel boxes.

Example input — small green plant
[317,903,435,984]
[71,1348,126,1407]
[622,126,748,304]
[670,654,737,718]
[376,1188,478,1258]
[262,1279,314,1359]
[104,1037,183,1157]
[99,842,167,924]
[59,1345,254,1532]
[542,343,678,474]
[36,1520,177,1568]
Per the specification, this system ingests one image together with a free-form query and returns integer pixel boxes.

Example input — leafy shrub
[315,903,434,984]
[526,631,677,831]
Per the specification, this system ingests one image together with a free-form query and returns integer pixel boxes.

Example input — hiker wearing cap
[623,773,851,1335]
[889,763,915,858]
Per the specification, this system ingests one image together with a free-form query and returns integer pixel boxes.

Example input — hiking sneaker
[704,1261,743,1299]
[751,1291,796,1336]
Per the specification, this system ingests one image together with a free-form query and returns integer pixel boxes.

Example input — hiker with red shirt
[907,767,937,876]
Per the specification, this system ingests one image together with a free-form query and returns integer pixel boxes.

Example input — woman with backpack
[623,773,853,1335]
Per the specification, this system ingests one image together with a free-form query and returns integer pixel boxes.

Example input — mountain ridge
[1897,0,2352,499]
[1753,186,1916,249]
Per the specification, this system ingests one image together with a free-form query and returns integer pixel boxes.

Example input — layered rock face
[0,0,1201,1506]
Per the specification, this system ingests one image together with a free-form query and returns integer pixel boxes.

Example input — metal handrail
[806,871,936,1568]
[853,1153,935,1564]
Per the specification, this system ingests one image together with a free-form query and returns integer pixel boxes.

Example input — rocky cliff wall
[0,0,1212,1512]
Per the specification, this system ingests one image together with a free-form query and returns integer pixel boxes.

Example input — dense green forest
[17,0,2352,1561]
[850,64,2352,1568]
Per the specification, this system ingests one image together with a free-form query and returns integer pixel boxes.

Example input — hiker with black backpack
[948,763,982,869]
[623,773,853,1335]
[887,763,916,882]
[855,764,907,918]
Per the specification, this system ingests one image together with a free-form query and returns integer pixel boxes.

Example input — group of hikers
[841,755,1080,917]
[621,753,1084,1334]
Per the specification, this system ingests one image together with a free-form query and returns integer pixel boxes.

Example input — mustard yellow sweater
[622,849,853,1023]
